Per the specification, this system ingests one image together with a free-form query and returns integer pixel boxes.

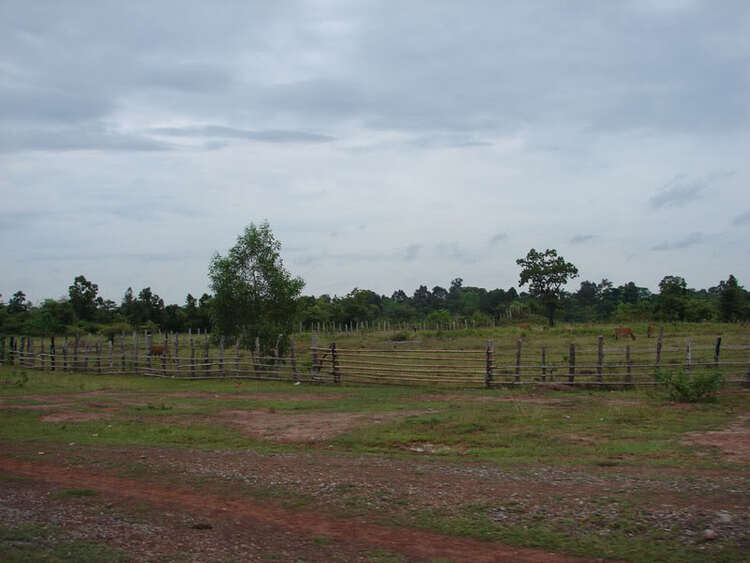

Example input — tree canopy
[208,222,304,355]
[516,248,579,326]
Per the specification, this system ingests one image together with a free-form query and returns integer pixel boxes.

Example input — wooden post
[234,340,240,377]
[74,335,79,371]
[28,337,34,369]
[254,336,261,375]
[331,342,340,384]
[204,335,210,377]
[714,336,721,368]
[515,337,522,383]
[290,338,298,381]
[541,345,547,382]
[655,327,664,366]
[274,334,282,380]
[219,336,225,378]
[626,345,632,385]
[162,332,168,378]
[40,339,46,371]
[568,343,576,384]
[63,341,68,372]
[686,338,692,371]
[597,335,604,384]
[82,338,89,372]
[745,350,750,388]
[311,334,319,380]
[108,339,113,370]
[133,332,139,376]
[19,337,26,368]
[120,333,126,373]
[147,332,153,371]
[190,335,195,378]
[485,340,494,388]
[96,341,102,374]
[50,336,56,372]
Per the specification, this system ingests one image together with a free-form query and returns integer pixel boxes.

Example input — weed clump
[654,369,723,403]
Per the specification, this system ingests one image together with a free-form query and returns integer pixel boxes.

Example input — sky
[1,0,749,306]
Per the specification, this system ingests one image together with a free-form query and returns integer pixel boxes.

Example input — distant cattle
[519,323,531,330]
[563,325,573,333]
[150,345,165,356]
[614,327,636,340]
[647,325,656,338]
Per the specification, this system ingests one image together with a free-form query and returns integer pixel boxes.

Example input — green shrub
[391,330,411,342]
[654,369,723,402]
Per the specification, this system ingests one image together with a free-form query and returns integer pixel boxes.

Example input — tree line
[3,225,749,341]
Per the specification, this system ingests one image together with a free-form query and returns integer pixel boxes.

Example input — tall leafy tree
[68,275,99,321]
[209,222,304,355]
[516,248,579,326]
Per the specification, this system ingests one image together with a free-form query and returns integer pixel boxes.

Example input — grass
[0,524,127,562]
[1,358,749,562]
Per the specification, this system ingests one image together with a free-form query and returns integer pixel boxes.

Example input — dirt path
[0,456,587,562]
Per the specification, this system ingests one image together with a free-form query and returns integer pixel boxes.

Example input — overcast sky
[2,1,749,306]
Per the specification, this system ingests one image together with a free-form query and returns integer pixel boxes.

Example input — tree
[655,275,688,321]
[516,248,578,326]
[68,275,99,321]
[209,222,304,356]
[718,275,747,322]
[7,291,30,314]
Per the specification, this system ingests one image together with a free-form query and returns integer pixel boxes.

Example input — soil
[684,415,750,463]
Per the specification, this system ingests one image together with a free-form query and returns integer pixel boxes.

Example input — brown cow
[519,323,531,330]
[614,327,636,340]
[150,345,165,356]
[647,324,656,338]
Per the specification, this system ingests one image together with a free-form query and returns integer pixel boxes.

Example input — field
[1,334,749,562]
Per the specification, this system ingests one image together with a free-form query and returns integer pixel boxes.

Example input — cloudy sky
[2,1,749,305]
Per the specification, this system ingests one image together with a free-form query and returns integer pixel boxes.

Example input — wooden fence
[1,333,749,388]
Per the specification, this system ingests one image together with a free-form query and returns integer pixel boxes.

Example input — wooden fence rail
[1,333,750,388]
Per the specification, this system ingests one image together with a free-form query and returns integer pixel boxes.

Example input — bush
[654,369,723,402]
[391,330,412,342]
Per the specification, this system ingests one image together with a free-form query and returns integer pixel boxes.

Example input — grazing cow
[614,327,636,340]
[151,345,165,356]
[647,324,656,338]
[519,323,531,330]
[563,324,573,333]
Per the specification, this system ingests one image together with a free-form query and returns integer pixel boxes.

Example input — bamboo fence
[1,331,749,388]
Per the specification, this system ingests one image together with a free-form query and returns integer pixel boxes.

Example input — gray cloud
[489,233,509,245]
[403,244,421,261]
[0,125,172,153]
[151,125,334,144]
[649,176,707,209]
[651,232,705,251]
[570,234,598,244]
[732,210,750,226]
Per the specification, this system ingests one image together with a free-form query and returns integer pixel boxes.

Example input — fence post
[290,338,298,382]
[19,337,26,368]
[120,333,126,373]
[108,338,113,371]
[485,340,494,388]
[40,339,46,371]
[50,336,56,372]
[63,340,68,372]
[204,335,210,377]
[656,327,663,366]
[235,339,240,377]
[162,332,168,377]
[28,337,34,369]
[254,336,261,375]
[626,345,632,385]
[714,336,721,368]
[686,338,692,371]
[74,335,79,371]
[745,350,750,388]
[311,334,319,380]
[597,336,604,384]
[331,342,340,384]
[568,343,576,384]
[96,341,102,374]
[190,335,195,378]
[541,345,547,382]
[219,336,225,378]
[133,332,139,375]
[515,337,522,383]
[274,334,281,379]
[147,332,153,372]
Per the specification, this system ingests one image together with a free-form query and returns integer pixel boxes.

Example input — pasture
[1,351,749,561]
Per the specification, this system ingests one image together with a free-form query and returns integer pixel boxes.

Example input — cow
[519,323,531,330]
[614,327,636,340]
[150,345,165,356]
[647,325,656,338]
